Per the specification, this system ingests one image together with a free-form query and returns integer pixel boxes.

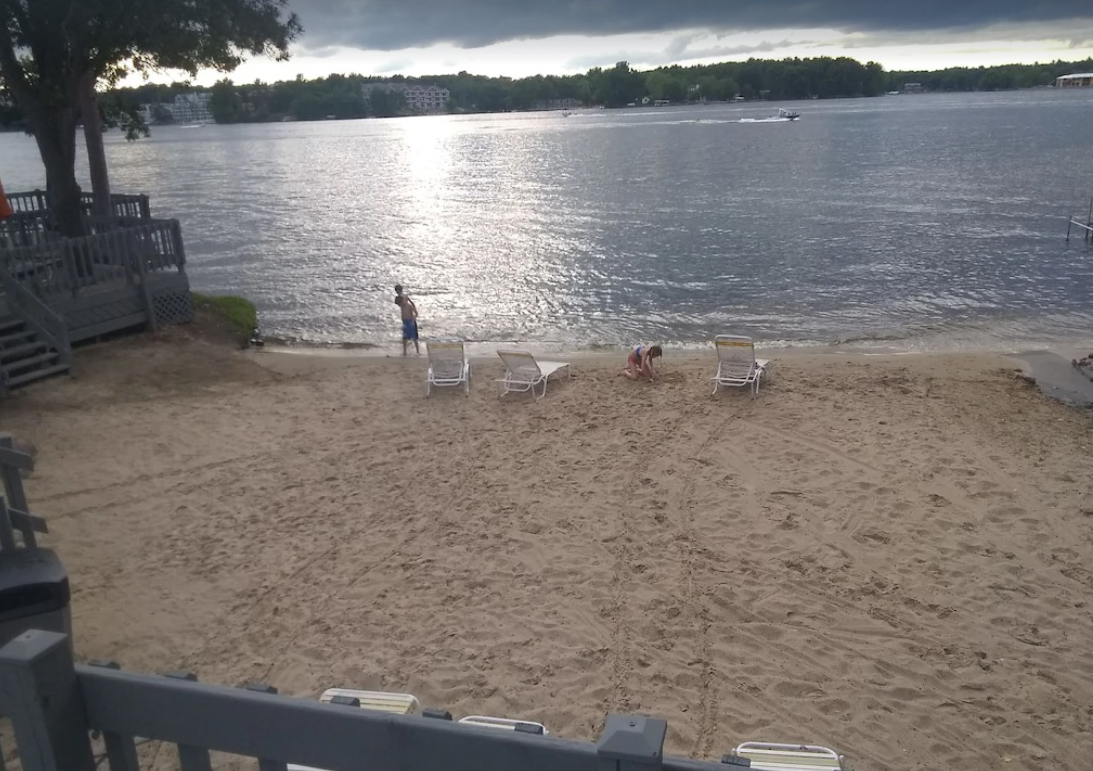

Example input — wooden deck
[44,270,191,343]
[0,218,192,346]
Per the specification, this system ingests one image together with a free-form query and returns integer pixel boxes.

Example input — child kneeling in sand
[622,344,662,381]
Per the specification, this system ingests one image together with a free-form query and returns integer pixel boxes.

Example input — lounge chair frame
[496,349,570,400]
[426,340,471,396]
[711,335,768,396]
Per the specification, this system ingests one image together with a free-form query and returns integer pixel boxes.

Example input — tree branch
[0,13,34,110]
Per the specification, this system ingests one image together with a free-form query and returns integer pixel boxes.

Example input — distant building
[361,82,450,113]
[533,98,578,111]
[1055,73,1093,88]
[903,82,924,94]
[169,93,214,124]
[140,93,214,125]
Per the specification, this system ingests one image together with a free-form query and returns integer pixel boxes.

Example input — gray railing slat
[0,437,37,548]
[0,633,738,771]
[103,731,141,771]
[0,499,18,552]
[0,440,34,472]
[244,685,289,771]
[178,744,214,771]
[7,507,48,536]
[78,665,600,771]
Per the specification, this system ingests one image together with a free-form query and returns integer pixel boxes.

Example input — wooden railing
[87,193,151,220]
[4,190,47,215]
[0,218,186,302]
[0,436,48,547]
[1,192,153,250]
[2,190,151,220]
[0,630,734,771]
[0,261,74,384]
[0,211,63,248]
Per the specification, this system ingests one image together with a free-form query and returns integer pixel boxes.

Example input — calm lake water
[3,90,1093,352]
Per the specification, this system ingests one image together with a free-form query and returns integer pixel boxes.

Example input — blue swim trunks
[402,319,418,341]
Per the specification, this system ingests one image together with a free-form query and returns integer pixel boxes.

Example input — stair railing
[0,263,73,392]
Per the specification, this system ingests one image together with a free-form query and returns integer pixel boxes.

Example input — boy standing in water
[394,284,419,355]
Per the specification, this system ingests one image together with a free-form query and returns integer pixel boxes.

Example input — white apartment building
[1055,73,1093,88]
[361,82,450,113]
[169,93,214,124]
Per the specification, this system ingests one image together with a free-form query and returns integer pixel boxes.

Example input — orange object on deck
[0,173,12,219]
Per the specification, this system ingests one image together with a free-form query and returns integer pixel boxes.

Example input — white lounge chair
[458,715,550,736]
[496,349,570,400]
[318,687,420,715]
[731,742,845,771]
[426,340,471,396]
[711,335,768,396]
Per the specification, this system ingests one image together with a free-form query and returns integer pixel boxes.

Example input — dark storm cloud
[289,1,1093,51]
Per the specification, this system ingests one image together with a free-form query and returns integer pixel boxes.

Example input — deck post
[134,233,158,333]
[0,630,95,771]
[597,715,667,771]
[164,671,213,771]
[243,684,289,771]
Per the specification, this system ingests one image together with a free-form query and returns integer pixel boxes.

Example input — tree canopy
[85,54,1093,129]
[0,0,300,234]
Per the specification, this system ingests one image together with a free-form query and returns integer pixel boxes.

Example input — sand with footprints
[3,333,1092,771]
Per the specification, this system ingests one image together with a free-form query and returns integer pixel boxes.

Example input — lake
[3,89,1092,352]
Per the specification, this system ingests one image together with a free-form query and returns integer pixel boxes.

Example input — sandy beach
[2,326,1092,771]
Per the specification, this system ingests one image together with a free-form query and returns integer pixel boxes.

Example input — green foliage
[98,91,150,140]
[191,293,258,343]
[367,86,406,118]
[887,58,1093,92]
[104,55,915,126]
[0,0,301,234]
[596,61,649,107]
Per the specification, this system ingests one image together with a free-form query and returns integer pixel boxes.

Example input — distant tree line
[885,58,1092,92]
[3,55,1092,132]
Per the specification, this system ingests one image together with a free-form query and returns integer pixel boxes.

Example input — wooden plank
[51,282,143,307]
[244,685,289,771]
[8,507,48,535]
[67,313,149,343]
[178,744,214,771]
[103,731,142,771]
[0,498,17,552]
[0,449,33,473]
[0,436,34,472]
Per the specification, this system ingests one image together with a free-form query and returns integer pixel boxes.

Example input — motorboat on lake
[739,107,801,124]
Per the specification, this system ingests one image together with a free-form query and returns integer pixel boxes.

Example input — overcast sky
[181,0,1093,85]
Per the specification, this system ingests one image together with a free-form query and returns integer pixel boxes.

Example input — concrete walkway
[1010,350,1093,409]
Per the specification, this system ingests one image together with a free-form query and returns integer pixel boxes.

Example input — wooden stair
[0,316,70,392]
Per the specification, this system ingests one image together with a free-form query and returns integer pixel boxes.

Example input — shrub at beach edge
[190,293,258,348]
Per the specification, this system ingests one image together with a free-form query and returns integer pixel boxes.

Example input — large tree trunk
[79,73,112,220]
[31,109,84,238]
